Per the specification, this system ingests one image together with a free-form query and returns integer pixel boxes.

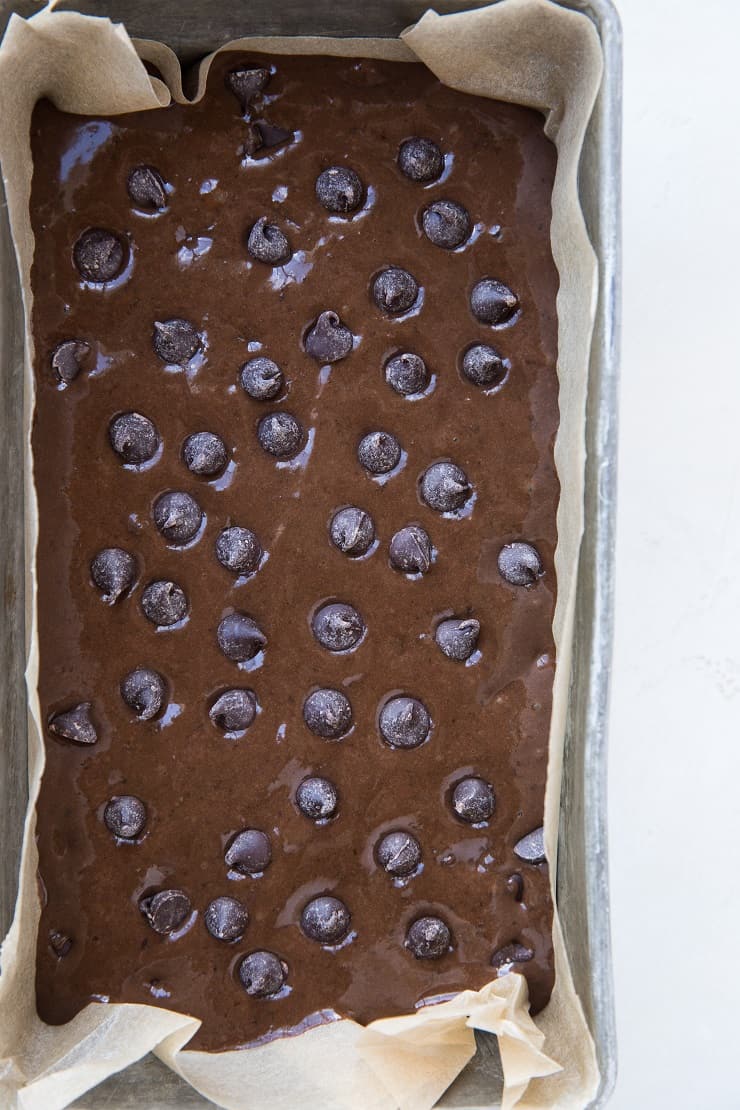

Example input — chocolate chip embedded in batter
[506,873,524,902]
[296,776,339,821]
[389,525,432,575]
[304,311,354,363]
[461,343,508,388]
[376,831,422,877]
[357,431,401,475]
[257,412,303,458]
[204,896,249,942]
[49,930,72,958]
[73,227,125,283]
[311,602,365,653]
[470,279,520,326]
[497,542,543,586]
[109,411,160,465]
[140,889,192,935]
[397,137,444,183]
[372,268,419,316]
[385,352,429,396]
[153,318,201,365]
[422,199,471,249]
[405,916,451,959]
[420,461,471,513]
[303,688,353,740]
[217,612,267,663]
[141,580,188,627]
[300,896,351,944]
[240,357,284,400]
[120,667,167,721]
[379,696,431,749]
[209,689,257,732]
[329,507,375,557]
[435,618,481,661]
[238,950,287,997]
[225,828,272,875]
[153,491,203,545]
[103,795,147,840]
[514,827,546,864]
[127,165,167,210]
[315,166,364,214]
[247,216,291,265]
[51,339,90,384]
[48,703,97,745]
[90,547,137,603]
[451,777,495,823]
[226,66,270,113]
[182,431,228,477]
[491,942,535,970]
[215,526,262,575]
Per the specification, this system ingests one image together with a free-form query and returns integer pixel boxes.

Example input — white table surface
[609,0,740,1106]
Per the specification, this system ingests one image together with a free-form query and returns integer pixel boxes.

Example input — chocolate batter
[30,53,559,1051]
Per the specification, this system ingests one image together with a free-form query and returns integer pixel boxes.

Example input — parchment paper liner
[0,3,603,1107]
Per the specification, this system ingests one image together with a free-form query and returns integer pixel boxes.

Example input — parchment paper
[0,3,603,1107]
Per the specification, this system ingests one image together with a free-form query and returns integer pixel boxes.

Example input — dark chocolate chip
[49,703,97,745]
[215,526,262,575]
[385,352,429,396]
[140,889,192,935]
[153,318,201,365]
[497,542,543,586]
[141,580,188,627]
[379,696,431,749]
[514,827,546,864]
[389,525,432,575]
[452,777,495,823]
[254,121,294,149]
[435,618,480,661]
[296,776,338,820]
[300,896,351,944]
[238,950,287,997]
[247,216,291,265]
[506,873,524,901]
[257,412,303,458]
[49,930,72,958]
[329,507,375,557]
[120,667,167,721]
[372,267,419,315]
[109,411,160,465]
[226,66,270,112]
[461,343,508,388]
[73,228,125,283]
[209,689,257,732]
[397,137,444,183]
[304,311,353,363]
[104,795,147,840]
[182,431,228,477]
[225,828,272,875]
[90,548,137,603]
[204,896,249,942]
[153,491,203,545]
[51,339,90,384]
[311,602,365,652]
[357,431,401,475]
[420,461,471,513]
[240,357,283,400]
[127,165,167,209]
[240,125,263,158]
[217,612,267,662]
[315,166,364,214]
[470,279,519,326]
[491,942,535,970]
[422,199,471,249]
[303,688,353,740]
[376,831,422,877]
[405,916,451,959]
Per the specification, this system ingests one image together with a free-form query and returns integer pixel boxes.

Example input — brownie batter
[30,53,559,1051]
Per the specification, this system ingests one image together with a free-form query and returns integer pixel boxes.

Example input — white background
[609,0,740,1106]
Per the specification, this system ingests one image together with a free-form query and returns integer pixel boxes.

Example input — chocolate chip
[226,67,270,113]
[182,431,228,477]
[48,703,97,745]
[303,688,353,740]
[397,137,444,183]
[422,199,471,249]
[315,166,364,213]
[304,311,353,363]
[209,689,257,732]
[141,580,188,627]
[296,776,338,820]
[491,942,535,970]
[329,507,375,557]
[372,267,419,315]
[379,696,431,749]
[389,525,432,575]
[104,795,147,839]
[300,896,351,944]
[506,873,524,901]
[385,352,429,396]
[238,950,287,997]
[225,828,272,874]
[514,827,546,864]
[73,228,125,283]
[140,889,192,935]
[470,279,519,326]
[120,667,167,721]
[153,491,203,545]
[405,916,450,959]
[247,216,291,264]
[152,318,201,365]
[376,831,422,877]
[217,612,267,663]
[240,357,283,400]
[109,411,160,465]
[204,896,248,942]
[497,542,543,586]
[435,618,480,661]
[420,461,471,513]
[257,412,303,458]
[255,121,293,150]
[90,548,137,603]
[49,930,72,958]
[127,165,167,209]
[215,526,262,575]
[461,343,508,388]
[452,777,494,823]
[358,431,401,475]
[311,602,365,652]
[51,339,90,384]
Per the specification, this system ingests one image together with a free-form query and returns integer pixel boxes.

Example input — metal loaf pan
[0,0,621,1105]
